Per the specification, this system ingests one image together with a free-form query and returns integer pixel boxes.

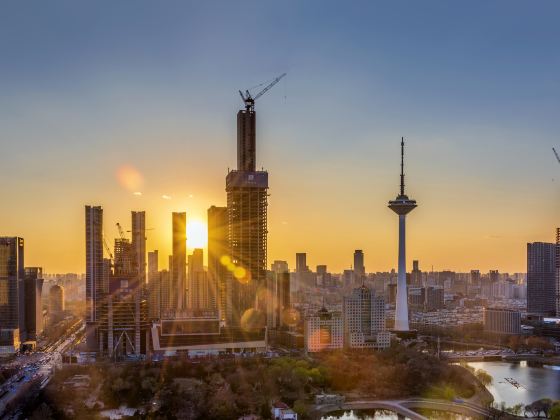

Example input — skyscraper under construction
[92,211,149,357]
[225,74,284,327]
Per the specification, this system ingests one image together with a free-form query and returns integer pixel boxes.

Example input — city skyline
[1,2,560,274]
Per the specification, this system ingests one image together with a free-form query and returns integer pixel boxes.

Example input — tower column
[395,214,409,330]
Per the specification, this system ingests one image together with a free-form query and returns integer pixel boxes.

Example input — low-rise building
[271,401,297,420]
[483,307,521,335]
[151,317,267,356]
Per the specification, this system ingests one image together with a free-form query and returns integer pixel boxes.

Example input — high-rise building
[85,206,103,326]
[159,270,172,317]
[408,287,426,309]
[296,253,308,273]
[24,267,43,341]
[172,212,187,311]
[556,228,560,317]
[470,270,481,287]
[225,102,268,328]
[353,250,365,278]
[0,237,25,349]
[410,260,422,286]
[316,265,333,287]
[527,242,557,316]
[426,286,445,311]
[489,270,499,284]
[271,260,289,273]
[304,308,343,352]
[467,270,482,298]
[208,206,228,318]
[267,262,290,329]
[98,238,149,357]
[49,284,65,323]
[147,250,160,320]
[388,139,417,332]
[131,211,146,285]
[188,248,209,311]
[294,253,315,290]
[343,286,390,349]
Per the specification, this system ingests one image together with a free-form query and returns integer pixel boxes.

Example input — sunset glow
[187,219,207,250]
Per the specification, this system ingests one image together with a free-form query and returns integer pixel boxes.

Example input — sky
[0,1,559,274]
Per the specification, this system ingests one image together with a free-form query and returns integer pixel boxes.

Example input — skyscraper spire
[400,137,405,197]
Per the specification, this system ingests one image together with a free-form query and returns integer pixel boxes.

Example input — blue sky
[0,1,559,273]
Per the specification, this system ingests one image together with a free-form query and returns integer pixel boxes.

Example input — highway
[0,321,84,419]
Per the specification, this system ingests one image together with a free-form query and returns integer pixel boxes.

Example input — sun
[187,219,207,249]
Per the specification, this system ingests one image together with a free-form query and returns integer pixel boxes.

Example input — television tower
[388,138,417,331]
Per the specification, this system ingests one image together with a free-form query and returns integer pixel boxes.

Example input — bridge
[312,397,496,419]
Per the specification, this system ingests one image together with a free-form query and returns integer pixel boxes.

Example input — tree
[507,335,523,352]
[527,336,554,352]
[550,401,560,420]
[293,400,308,419]
[475,369,493,386]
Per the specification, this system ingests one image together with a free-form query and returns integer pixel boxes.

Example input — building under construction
[97,227,150,357]
[225,74,284,327]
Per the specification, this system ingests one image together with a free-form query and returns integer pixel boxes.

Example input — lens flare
[116,165,143,191]
[282,308,301,327]
[233,266,247,280]
[240,308,266,331]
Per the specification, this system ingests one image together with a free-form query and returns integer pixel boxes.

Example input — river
[468,361,560,407]
[321,410,399,420]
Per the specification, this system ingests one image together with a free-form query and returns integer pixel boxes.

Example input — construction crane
[553,147,560,165]
[116,223,126,240]
[239,73,286,112]
[102,236,113,262]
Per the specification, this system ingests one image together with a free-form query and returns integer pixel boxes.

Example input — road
[0,322,84,419]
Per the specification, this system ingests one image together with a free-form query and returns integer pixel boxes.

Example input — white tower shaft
[395,214,409,330]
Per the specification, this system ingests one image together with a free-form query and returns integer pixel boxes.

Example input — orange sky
[2,2,560,275]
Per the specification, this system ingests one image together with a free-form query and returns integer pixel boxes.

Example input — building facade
[304,308,343,352]
[343,286,390,349]
[49,284,65,323]
[527,242,557,316]
[23,267,43,340]
[85,206,104,327]
[97,238,150,357]
[225,106,268,327]
[353,250,365,278]
[483,308,521,335]
[0,237,24,351]
[172,212,187,312]
[208,206,228,319]
[131,211,146,286]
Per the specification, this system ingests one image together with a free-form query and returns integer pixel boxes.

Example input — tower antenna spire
[400,137,405,196]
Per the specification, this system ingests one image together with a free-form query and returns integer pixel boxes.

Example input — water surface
[468,361,560,407]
